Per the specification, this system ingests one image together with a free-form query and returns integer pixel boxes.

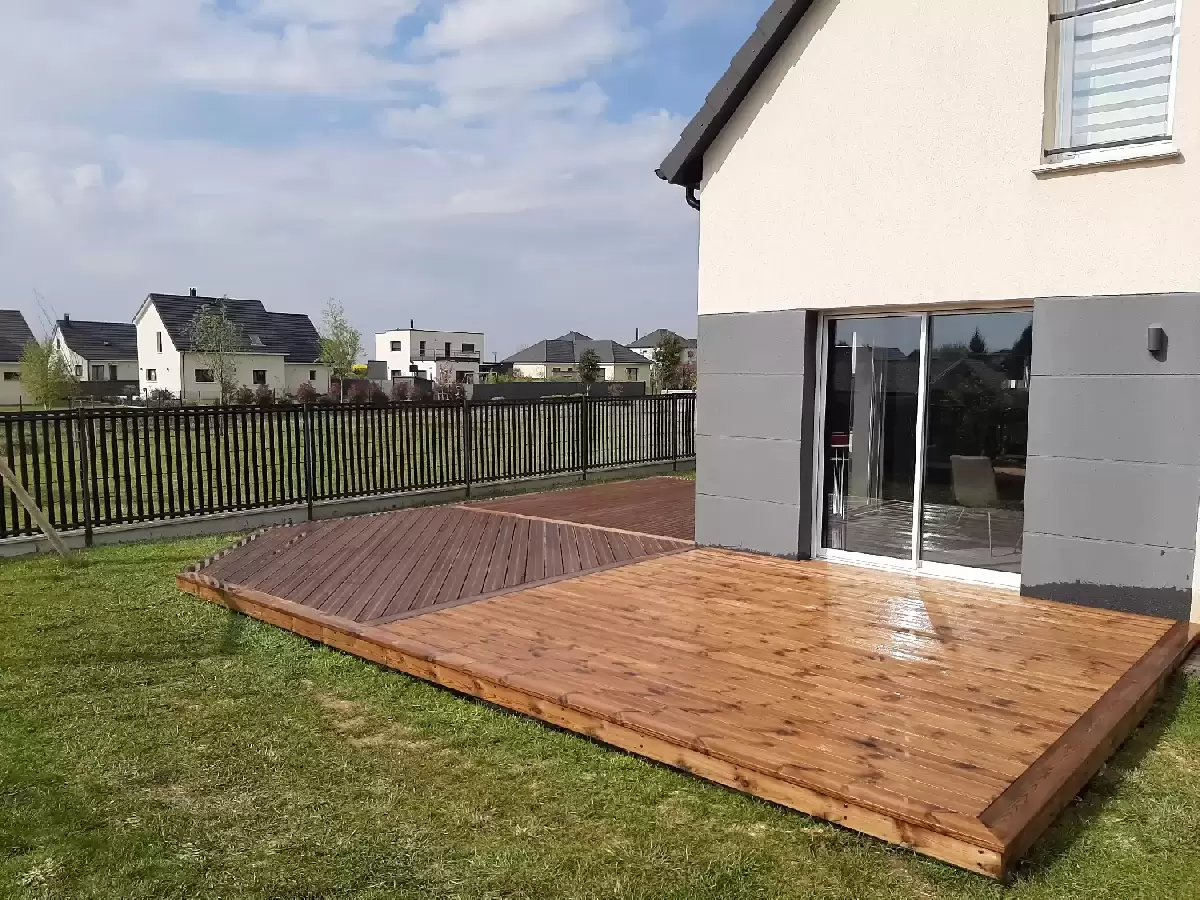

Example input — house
[629,329,698,367]
[658,0,1200,623]
[0,310,35,406]
[374,325,485,384]
[52,316,139,389]
[503,333,653,383]
[134,290,330,400]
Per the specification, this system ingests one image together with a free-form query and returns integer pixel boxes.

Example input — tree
[968,328,988,355]
[318,299,362,402]
[188,303,244,403]
[652,333,686,392]
[435,361,465,400]
[19,340,78,408]
[579,349,602,384]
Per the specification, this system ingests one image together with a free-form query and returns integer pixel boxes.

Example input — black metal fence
[0,395,696,542]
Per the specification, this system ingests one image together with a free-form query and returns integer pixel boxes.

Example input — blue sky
[0,0,767,357]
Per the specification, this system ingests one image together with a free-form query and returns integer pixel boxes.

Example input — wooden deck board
[468,476,696,541]
[177,486,1196,879]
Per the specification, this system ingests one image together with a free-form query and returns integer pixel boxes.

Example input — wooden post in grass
[0,455,73,559]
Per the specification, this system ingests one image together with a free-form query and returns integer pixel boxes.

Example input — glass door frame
[809,306,1030,591]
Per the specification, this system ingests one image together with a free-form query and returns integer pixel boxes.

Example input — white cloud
[0,0,702,352]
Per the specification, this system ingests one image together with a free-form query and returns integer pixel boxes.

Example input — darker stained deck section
[467,476,696,541]
[194,505,690,625]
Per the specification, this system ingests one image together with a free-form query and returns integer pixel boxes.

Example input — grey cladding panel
[696,434,804,506]
[698,310,807,375]
[695,492,803,558]
[697,373,806,441]
[1027,375,1200,465]
[1021,532,1193,620]
[1024,457,1200,550]
[1035,294,1200,376]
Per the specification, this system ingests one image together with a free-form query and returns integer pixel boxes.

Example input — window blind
[1050,0,1178,153]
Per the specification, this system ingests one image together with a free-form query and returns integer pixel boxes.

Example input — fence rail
[0,395,696,542]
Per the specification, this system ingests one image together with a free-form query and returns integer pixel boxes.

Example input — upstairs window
[3,371,19,381]
[462,343,475,353]
[252,369,267,385]
[195,369,215,383]
[1045,0,1181,162]
[146,369,157,382]
[75,365,83,377]
[391,340,403,351]
[156,331,162,353]
[249,334,264,348]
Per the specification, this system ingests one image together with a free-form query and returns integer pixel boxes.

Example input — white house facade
[134,291,329,401]
[374,328,485,383]
[52,316,139,384]
[0,310,34,406]
[505,332,653,383]
[659,0,1200,623]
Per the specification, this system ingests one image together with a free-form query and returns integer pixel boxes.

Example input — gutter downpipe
[686,185,701,211]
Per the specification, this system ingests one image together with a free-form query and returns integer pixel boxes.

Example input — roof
[0,309,35,363]
[55,318,138,361]
[657,0,816,186]
[630,329,697,350]
[503,338,648,366]
[555,331,593,342]
[144,293,323,363]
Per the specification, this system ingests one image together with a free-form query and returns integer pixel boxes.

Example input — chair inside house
[949,455,1006,557]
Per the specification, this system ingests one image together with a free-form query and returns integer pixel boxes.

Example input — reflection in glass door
[920,312,1032,574]
[818,310,1032,582]
[821,316,922,560]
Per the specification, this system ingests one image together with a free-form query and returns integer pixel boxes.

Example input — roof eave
[657,0,815,187]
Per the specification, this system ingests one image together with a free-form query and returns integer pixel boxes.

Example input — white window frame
[1041,0,1184,167]
[809,306,1034,592]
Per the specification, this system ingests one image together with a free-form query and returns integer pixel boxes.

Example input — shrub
[347,381,372,404]
[316,392,336,407]
[232,386,256,406]
[390,382,410,402]
[144,388,177,408]
[369,385,389,406]
[295,382,319,404]
[254,384,275,406]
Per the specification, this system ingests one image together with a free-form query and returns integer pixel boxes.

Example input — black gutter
[655,0,814,187]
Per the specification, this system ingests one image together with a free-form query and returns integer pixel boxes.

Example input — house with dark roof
[53,316,139,384]
[657,0,1200,624]
[502,332,652,384]
[629,329,698,366]
[133,289,330,400]
[0,309,35,405]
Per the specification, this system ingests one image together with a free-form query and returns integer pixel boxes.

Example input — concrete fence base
[0,460,694,559]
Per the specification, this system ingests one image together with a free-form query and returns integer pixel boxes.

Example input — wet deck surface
[178,478,1195,878]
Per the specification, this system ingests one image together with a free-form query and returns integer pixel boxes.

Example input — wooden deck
[469,476,696,541]
[176,483,1196,878]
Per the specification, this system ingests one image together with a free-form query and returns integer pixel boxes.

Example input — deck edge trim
[980,620,1196,867]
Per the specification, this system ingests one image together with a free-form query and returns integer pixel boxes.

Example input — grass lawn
[2,539,1198,900]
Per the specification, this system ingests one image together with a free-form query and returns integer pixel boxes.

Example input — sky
[0,0,768,359]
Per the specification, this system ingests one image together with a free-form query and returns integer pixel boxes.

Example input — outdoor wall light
[1148,325,1167,356]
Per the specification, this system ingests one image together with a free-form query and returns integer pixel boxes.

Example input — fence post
[462,394,473,499]
[303,403,315,522]
[671,393,679,472]
[77,406,94,547]
[580,393,590,481]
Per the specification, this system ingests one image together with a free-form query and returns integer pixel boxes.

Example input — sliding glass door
[818,310,1032,584]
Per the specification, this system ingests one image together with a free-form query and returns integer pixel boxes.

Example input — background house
[504,333,652,383]
[374,326,485,384]
[134,290,329,400]
[53,316,139,397]
[630,329,698,367]
[659,0,1200,622]
[0,310,34,406]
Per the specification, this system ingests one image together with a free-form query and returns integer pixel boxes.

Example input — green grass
[2,540,1198,899]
